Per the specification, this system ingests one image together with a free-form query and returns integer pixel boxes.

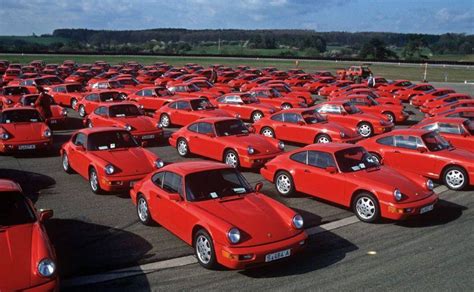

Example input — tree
[359,38,397,60]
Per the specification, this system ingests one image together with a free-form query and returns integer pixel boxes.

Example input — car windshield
[343,103,361,114]
[422,132,452,151]
[118,79,139,86]
[215,119,249,136]
[0,110,43,123]
[335,147,380,173]
[66,84,85,92]
[185,168,253,202]
[399,81,413,87]
[190,99,214,110]
[302,110,326,123]
[241,94,259,104]
[0,191,36,227]
[109,105,141,117]
[4,87,29,95]
[87,131,138,151]
[154,88,172,96]
[100,92,124,102]
[367,96,379,105]
[108,81,124,88]
[270,88,282,97]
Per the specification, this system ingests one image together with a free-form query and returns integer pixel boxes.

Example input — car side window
[162,172,183,196]
[86,94,99,102]
[142,89,154,97]
[438,123,463,134]
[283,113,301,124]
[188,123,198,133]
[308,151,336,169]
[57,86,66,93]
[168,102,177,109]
[73,133,86,146]
[422,123,439,132]
[176,101,191,110]
[376,136,395,146]
[197,122,214,135]
[394,135,423,150]
[94,106,107,116]
[271,113,283,122]
[152,172,165,188]
[290,151,307,164]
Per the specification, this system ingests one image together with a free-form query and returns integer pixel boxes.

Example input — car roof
[0,179,21,192]
[302,143,358,152]
[100,101,137,108]
[163,161,232,176]
[378,128,430,136]
[78,127,130,135]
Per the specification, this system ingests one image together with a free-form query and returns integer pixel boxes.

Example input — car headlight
[124,124,132,131]
[154,159,164,168]
[6,99,12,104]
[247,146,255,155]
[43,129,52,138]
[278,141,285,150]
[38,258,56,277]
[393,189,402,201]
[426,179,434,190]
[227,227,241,244]
[0,133,9,140]
[292,214,304,229]
[105,164,115,175]
[340,131,346,138]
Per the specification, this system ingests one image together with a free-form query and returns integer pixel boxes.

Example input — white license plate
[50,120,58,124]
[142,135,155,140]
[420,204,434,214]
[265,249,291,262]
[18,144,36,150]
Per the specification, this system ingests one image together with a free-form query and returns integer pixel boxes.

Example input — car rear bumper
[380,192,439,220]
[132,130,164,143]
[0,139,52,153]
[23,278,58,292]
[215,231,308,269]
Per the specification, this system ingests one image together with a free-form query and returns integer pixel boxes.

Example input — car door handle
[393,150,400,153]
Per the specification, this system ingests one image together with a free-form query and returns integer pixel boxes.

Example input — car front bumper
[100,173,151,191]
[240,152,282,168]
[0,139,52,153]
[380,192,439,220]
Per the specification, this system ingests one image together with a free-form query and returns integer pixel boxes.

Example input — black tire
[357,122,373,138]
[224,149,240,168]
[274,171,295,197]
[70,98,78,109]
[260,127,275,138]
[136,194,154,226]
[89,167,103,194]
[352,192,380,223]
[443,166,468,191]
[86,120,93,128]
[62,153,74,174]
[194,229,217,269]
[382,111,395,123]
[315,134,332,144]
[176,138,190,157]
[251,111,264,122]
[78,105,86,118]
[160,114,171,128]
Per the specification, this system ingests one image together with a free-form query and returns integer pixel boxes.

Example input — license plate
[50,120,58,124]
[420,204,434,214]
[142,135,155,140]
[265,249,291,262]
[18,144,36,150]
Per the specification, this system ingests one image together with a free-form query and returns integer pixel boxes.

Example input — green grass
[1,53,473,82]
[0,36,71,45]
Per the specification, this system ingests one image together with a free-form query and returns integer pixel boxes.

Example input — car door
[436,122,469,149]
[84,93,100,114]
[91,106,109,127]
[173,100,193,126]
[278,113,305,143]
[68,133,90,177]
[187,122,216,157]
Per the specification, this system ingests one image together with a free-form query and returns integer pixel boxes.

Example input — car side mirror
[206,132,216,138]
[417,146,428,153]
[255,182,263,192]
[167,193,182,202]
[39,209,53,222]
[325,166,337,174]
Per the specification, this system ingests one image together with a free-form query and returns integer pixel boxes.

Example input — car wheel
[160,114,171,128]
[137,195,154,226]
[224,150,240,168]
[62,153,74,174]
[369,152,382,164]
[352,192,380,223]
[281,103,292,110]
[251,111,264,122]
[194,229,217,269]
[383,112,395,123]
[89,168,103,194]
[177,138,189,157]
[86,120,93,128]
[357,122,373,138]
[71,98,78,109]
[260,127,275,138]
[443,166,468,190]
[315,134,332,144]
[275,171,295,197]
[78,105,86,117]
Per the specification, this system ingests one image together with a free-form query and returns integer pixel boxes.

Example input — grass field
[1,53,473,83]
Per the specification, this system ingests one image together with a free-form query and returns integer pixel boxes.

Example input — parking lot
[1,82,473,290]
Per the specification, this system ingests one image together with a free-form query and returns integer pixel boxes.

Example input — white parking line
[62,184,448,287]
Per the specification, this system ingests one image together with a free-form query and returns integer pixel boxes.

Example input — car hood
[111,116,156,131]
[218,134,280,154]
[1,123,47,142]
[195,109,232,118]
[0,224,34,290]
[436,148,474,163]
[194,194,298,246]
[90,148,155,175]
[347,166,432,203]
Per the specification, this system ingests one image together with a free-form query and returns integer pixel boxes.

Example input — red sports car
[247,87,307,109]
[358,129,474,190]
[427,100,474,117]
[393,83,435,102]
[18,94,68,126]
[343,89,401,105]
[85,102,163,145]
[302,77,337,94]
[419,93,471,114]
[377,80,414,93]
[169,118,284,168]
[264,83,314,105]
[49,83,87,108]
[61,127,163,193]
[411,117,473,152]
[428,108,474,120]
[214,93,279,122]
[410,88,456,107]
[312,101,394,138]
[253,109,361,144]
[0,179,58,291]
[0,107,52,153]
[260,143,438,222]
[167,82,220,99]
[0,86,31,109]
[317,81,353,96]
[75,90,127,117]
[153,97,232,128]
[127,86,179,111]
[130,161,307,269]
[331,94,409,123]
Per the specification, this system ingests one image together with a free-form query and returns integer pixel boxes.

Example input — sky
[0,0,472,35]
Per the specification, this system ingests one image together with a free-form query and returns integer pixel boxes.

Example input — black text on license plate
[18,144,36,150]
[142,135,155,140]
[420,204,434,214]
[265,249,291,262]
